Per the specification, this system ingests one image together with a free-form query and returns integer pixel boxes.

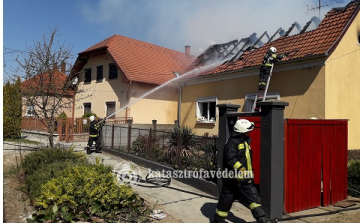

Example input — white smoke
[80,0,352,56]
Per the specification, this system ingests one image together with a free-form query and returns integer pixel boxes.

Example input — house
[177,0,360,149]
[70,35,195,124]
[21,64,74,119]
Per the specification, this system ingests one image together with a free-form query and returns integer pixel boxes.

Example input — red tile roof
[77,35,195,85]
[22,70,73,96]
[187,0,360,76]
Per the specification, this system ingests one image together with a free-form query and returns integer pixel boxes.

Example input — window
[83,103,91,115]
[26,105,35,116]
[244,92,280,112]
[96,65,103,82]
[109,63,118,79]
[84,68,92,83]
[358,33,360,45]
[106,102,116,119]
[196,97,217,123]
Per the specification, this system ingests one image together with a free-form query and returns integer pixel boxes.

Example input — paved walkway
[3,133,360,223]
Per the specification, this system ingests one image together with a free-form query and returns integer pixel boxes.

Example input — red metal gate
[239,118,348,213]
[284,119,348,213]
[242,116,262,185]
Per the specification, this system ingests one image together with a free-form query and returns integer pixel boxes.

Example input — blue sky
[3,0,352,80]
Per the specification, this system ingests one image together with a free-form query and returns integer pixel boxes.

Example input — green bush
[30,161,150,222]
[82,112,97,118]
[57,111,67,120]
[25,161,85,200]
[3,78,22,139]
[22,148,87,176]
[348,159,360,198]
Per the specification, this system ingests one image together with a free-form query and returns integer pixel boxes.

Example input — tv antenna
[305,0,344,19]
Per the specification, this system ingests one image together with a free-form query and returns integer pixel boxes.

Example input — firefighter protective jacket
[223,132,253,178]
[89,119,105,137]
[261,52,285,67]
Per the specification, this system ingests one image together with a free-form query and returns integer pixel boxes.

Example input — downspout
[173,72,182,128]
[177,86,181,128]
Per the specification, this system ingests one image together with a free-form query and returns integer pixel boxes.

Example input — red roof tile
[22,70,73,96]
[187,0,360,77]
[78,35,195,85]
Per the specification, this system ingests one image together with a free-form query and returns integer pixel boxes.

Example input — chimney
[185,45,191,56]
[61,61,66,73]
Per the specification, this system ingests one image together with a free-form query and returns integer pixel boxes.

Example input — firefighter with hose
[214,119,273,223]
[85,115,106,154]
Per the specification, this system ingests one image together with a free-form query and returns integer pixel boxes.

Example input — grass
[4,138,41,145]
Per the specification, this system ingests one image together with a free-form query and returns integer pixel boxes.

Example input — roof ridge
[110,34,191,56]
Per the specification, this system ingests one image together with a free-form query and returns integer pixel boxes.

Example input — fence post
[176,130,181,167]
[65,119,70,142]
[127,119,133,153]
[258,101,288,220]
[152,119,157,142]
[149,128,152,159]
[111,124,115,149]
[58,119,63,140]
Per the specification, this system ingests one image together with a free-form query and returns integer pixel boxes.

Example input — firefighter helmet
[269,47,277,53]
[89,115,96,122]
[234,119,255,133]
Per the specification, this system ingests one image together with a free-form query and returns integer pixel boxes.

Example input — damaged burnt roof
[184,0,360,77]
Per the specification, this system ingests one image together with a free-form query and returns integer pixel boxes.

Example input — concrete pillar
[216,103,241,195]
[258,101,288,220]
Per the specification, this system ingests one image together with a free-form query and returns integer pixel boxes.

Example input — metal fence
[102,124,218,177]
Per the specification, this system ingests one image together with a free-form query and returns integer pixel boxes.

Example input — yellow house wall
[325,12,360,149]
[128,83,178,124]
[74,53,178,124]
[181,62,326,137]
[74,55,129,119]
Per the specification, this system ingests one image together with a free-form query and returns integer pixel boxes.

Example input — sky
[3,0,353,81]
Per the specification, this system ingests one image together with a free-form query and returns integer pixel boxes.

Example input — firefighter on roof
[258,47,285,90]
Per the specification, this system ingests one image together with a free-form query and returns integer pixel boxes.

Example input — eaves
[177,54,327,87]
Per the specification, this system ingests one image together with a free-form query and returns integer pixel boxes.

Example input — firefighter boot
[256,216,270,223]
[214,214,227,223]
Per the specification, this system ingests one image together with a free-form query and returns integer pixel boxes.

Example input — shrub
[82,112,97,118]
[168,126,198,150]
[57,111,67,120]
[22,148,87,176]
[30,161,150,222]
[3,78,22,139]
[25,161,85,200]
[348,159,360,198]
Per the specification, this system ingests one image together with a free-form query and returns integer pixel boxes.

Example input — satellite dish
[72,77,78,85]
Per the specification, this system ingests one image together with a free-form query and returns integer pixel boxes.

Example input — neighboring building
[21,66,74,119]
[70,35,195,124]
[177,1,360,149]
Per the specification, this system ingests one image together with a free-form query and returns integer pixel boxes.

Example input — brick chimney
[185,45,191,55]
[61,61,66,73]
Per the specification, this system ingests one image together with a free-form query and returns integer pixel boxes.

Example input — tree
[3,77,22,139]
[17,28,80,148]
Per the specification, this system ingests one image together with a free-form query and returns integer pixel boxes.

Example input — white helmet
[89,115,96,122]
[269,47,277,53]
[234,119,255,133]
